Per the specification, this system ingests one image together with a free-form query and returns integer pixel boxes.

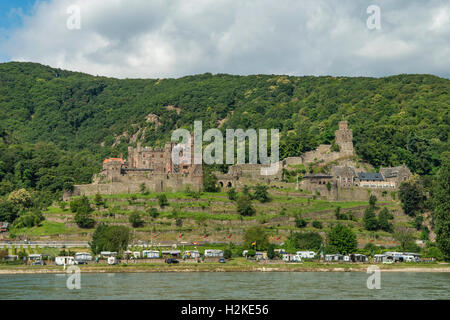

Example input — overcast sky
[0,0,449,79]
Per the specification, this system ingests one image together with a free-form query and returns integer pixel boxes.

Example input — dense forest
[0,61,449,198]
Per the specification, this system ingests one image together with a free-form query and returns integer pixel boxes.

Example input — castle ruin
[64,138,203,199]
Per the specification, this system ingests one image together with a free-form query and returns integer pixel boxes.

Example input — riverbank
[1,260,449,274]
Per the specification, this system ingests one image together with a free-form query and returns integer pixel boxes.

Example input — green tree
[72,195,95,228]
[393,226,416,251]
[363,206,378,231]
[243,226,269,250]
[223,248,232,259]
[287,231,323,251]
[267,243,277,259]
[94,193,105,208]
[433,156,450,260]
[236,194,255,216]
[0,200,19,223]
[369,195,377,207]
[294,215,307,228]
[312,220,323,229]
[254,184,270,203]
[157,194,169,208]
[399,180,424,217]
[203,168,218,192]
[89,223,130,255]
[129,211,144,228]
[12,210,44,228]
[147,207,159,218]
[377,207,393,232]
[227,188,237,201]
[7,188,33,210]
[75,210,95,228]
[140,183,149,195]
[327,224,357,254]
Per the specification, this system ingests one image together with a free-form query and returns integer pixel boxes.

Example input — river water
[0,272,449,300]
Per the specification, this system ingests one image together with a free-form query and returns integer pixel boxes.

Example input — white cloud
[1,0,449,78]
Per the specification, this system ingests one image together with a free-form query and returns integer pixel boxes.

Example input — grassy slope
[8,189,411,247]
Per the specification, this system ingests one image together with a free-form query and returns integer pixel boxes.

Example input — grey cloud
[1,0,449,78]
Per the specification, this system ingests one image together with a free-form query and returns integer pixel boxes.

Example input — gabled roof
[103,158,124,164]
[332,166,356,177]
[358,172,384,181]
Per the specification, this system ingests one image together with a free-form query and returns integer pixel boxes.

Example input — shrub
[157,194,169,208]
[254,184,270,203]
[175,218,183,227]
[129,211,144,228]
[75,210,95,229]
[94,193,105,208]
[227,188,237,201]
[236,194,255,217]
[13,211,44,229]
[312,220,323,229]
[294,215,307,228]
[369,195,377,207]
[140,183,149,195]
[223,248,232,259]
[147,207,159,218]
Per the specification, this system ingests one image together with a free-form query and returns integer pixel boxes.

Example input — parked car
[166,258,179,264]
[219,258,226,263]
[32,260,45,266]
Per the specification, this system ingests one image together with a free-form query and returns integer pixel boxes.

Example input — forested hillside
[0,61,449,197]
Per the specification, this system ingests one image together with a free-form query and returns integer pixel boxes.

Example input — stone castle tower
[334,121,354,156]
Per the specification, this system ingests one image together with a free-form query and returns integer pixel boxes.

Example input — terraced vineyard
[8,189,415,248]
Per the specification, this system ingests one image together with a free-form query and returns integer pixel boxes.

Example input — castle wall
[64,173,203,200]
[301,184,396,202]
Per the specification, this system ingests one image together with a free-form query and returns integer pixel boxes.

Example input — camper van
[74,252,92,264]
[55,256,75,266]
[142,250,160,258]
[107,256,118,265]
[296,251,316,259]
[100,251,117,258]
[204,250,223,258]
[184,250,200,259]
[282,254,302,262]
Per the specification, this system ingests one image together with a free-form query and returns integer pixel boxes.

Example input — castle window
[160,155,163,158]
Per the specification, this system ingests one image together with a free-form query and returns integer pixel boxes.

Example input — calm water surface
[0,272,449,300]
